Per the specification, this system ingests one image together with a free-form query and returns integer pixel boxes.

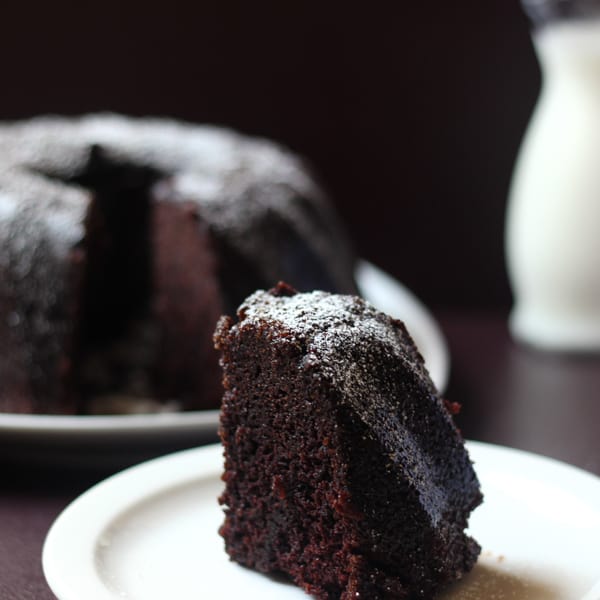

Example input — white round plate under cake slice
[43,441,600,600]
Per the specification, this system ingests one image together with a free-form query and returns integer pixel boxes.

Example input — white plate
[0,261,448,467]
[42,442,600,600]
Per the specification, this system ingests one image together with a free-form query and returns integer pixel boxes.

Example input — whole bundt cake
[0,115,357,414]
[215,283,482,599]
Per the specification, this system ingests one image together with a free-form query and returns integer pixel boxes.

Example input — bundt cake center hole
[70,157,166,414]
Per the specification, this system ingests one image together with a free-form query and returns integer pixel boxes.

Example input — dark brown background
[0,0,540,309]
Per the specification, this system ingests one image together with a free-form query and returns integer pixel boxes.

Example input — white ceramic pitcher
[506,0,600,350]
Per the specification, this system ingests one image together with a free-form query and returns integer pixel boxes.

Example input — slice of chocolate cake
[215,283,482,599]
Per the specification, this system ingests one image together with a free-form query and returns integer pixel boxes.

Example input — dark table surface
[2,310,600,600]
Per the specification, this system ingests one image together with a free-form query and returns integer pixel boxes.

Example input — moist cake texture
[216,283,482,599]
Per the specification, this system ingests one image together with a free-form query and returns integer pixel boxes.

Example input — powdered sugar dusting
[237,287,434,395]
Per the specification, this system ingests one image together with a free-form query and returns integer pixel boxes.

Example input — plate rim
[0,409,220,435]
[42,441,600,600]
